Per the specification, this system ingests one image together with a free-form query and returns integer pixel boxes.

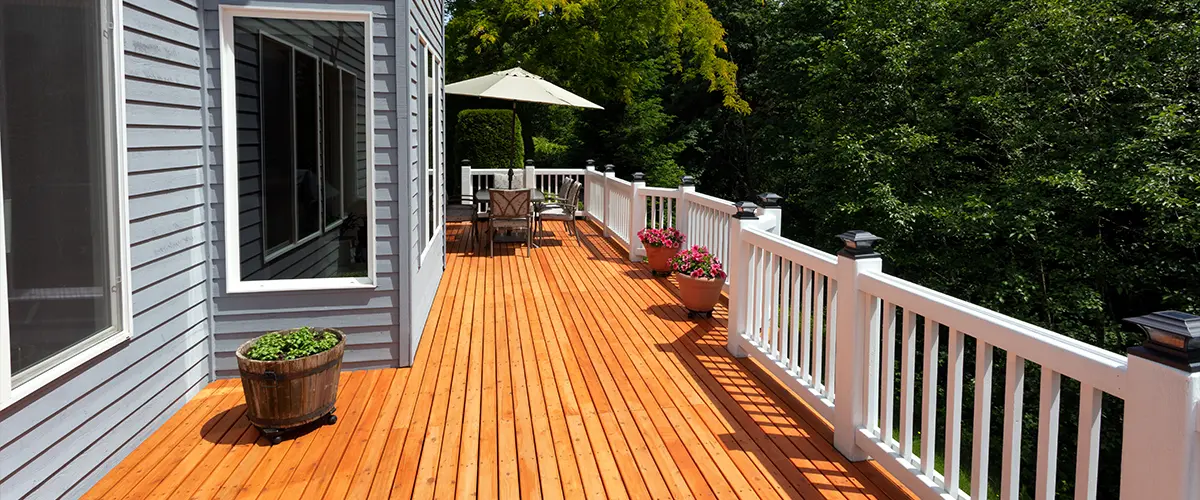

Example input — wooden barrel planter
[235,328,345,444]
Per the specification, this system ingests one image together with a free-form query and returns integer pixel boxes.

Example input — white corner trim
[218,5,377,295]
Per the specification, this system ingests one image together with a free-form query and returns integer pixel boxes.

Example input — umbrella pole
[508,101,516,186]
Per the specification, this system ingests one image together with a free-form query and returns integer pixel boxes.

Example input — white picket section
[606,178,633,246]
[731,227,840,419]
[533,168,586,198]
[639,187,679,229]
[853,270,1129,499]
[584,169,606,222]
[682,191,736,271]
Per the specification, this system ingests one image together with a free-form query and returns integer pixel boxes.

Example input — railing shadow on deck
[627,264,908,499]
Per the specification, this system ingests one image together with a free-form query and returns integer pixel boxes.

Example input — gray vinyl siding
[1,0,444,494]
[203,0,410,375]
[231,19,367,281]
[407,0,444,358]
[0,0,213,497]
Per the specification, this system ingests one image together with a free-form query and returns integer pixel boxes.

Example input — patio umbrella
[446,67,603,185]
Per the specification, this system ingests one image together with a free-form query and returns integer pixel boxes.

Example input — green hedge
[456,109,522,170]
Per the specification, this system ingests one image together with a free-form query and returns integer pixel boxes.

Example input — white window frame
[417,35,442,263]
[219,5,376,294]
[321,60,346,233]
[0,0,133,408]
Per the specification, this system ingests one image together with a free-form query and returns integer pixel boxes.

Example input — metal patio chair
[487,188,533,256]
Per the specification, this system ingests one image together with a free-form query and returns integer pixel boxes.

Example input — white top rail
[686,191,738,215]
[860,269,1128,397]
[742,227,838,278]
[639,186,680,197]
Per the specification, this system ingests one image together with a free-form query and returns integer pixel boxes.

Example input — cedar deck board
[86,222,914,500]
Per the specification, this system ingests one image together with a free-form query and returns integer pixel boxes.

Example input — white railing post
[630,172,647,261]
[460,159,473,204]
[583,159,596,218]
[725,201,759,358]
[1119,311,1200,500]
[832,230,884,462]
[677,176,694,235]
[524,159,536,190]
[757,193,783,235]
[603,164,615,238]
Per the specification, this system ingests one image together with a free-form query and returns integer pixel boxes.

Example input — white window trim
[321,60,347,234]
[417,35,443,264]
[0,0,134,409]
[219,5,376,294]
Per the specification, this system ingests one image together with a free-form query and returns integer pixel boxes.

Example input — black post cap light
[733,201,759,219]
[1125,310,1200,372]
[680,176,695,187]
[757,193,783,207]
[837,230,882,259]
[525,159,534,167]
[587,159,596,167]
[461,159,470,166]
[632,172,646,182]
[604,164,615,173]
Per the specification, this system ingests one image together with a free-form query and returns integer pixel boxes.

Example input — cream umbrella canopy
[446,67,603,184]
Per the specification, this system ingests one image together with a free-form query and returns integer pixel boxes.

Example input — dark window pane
[322,64,341,226]
[295,52,320,238]
[0,0,117,377]
[260,36,293,253]
[235,18,367,280]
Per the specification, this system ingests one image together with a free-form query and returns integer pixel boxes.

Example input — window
[0,0,131,406]
[220,6,375,293]
[418,37,442,256]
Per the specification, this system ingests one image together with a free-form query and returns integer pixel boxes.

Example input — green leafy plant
[456,109,523,170]
[246,327,340,361]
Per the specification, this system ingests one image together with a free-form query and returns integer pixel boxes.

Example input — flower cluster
[670,245,726,280]
[637,227,685,248]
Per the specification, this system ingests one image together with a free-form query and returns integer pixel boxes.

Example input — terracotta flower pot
[645,245,680,275]
[677,273,724,314]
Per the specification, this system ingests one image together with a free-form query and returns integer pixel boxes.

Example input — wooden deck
[85,221,913,499]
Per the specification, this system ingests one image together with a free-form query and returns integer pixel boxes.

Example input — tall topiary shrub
[456,109,522,170]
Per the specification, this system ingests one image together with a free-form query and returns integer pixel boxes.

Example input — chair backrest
[556,178,574,199]
[489,189,530,219]
[562,181,581,215]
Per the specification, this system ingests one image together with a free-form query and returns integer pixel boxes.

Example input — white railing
[848,269,1129,500]
[738,227,840,420]
[584,168,606,222]
[533,168,586,199]
[640,187,679,230]
[682,191,738,272]
[459,159,1200,500]
[461,167,507,203]
[606,178,634,247]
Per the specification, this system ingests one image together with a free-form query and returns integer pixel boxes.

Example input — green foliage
[532,136,570,169]
[246,327,340,361]
[456,109,523,170]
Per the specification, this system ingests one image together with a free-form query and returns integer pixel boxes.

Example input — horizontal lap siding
[406,0,443,360]
[0,0,213,498]
[202,0,405,375]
